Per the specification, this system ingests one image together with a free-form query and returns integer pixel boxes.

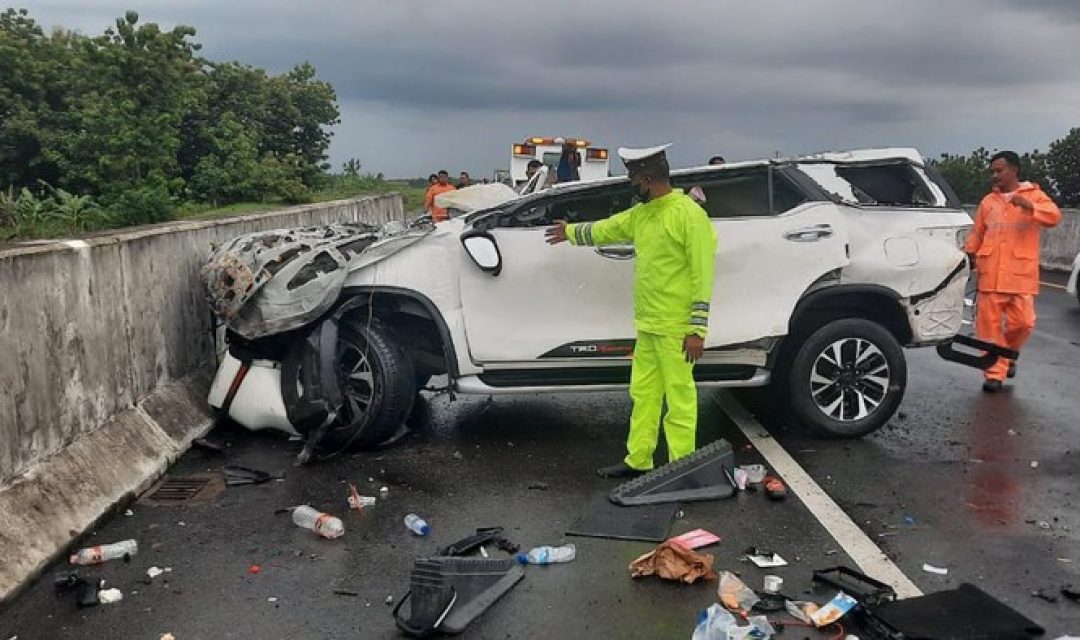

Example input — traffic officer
[964,150,1061,393]
[545,144,717,478]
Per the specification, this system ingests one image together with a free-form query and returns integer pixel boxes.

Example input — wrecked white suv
[203,148,985,457]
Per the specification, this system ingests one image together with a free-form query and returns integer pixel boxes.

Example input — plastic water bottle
[515,544,576,565]
[69,539,138,565]
[404,513,430,536]
[292,505,345,539]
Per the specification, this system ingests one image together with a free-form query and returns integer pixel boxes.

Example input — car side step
[393,557,524,636]
[609,439,737,506]
[936,334,1018,370]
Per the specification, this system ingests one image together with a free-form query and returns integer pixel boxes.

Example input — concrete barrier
[0,195,405,602]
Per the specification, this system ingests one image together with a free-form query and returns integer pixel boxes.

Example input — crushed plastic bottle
[348,495,377,509]
[69,540,138,565]
[515,544,576,565]
[404,513,430,536]
[291,505,345,539]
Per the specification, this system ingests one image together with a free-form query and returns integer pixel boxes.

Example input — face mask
[632,179,650,203]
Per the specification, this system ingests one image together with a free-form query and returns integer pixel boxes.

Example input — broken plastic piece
[668,528,721,551]
[812,566,896,606]
[609,439,736,506]
[438,527,509,557]
[746,550,788,568]
[147,566,165,579]
[811,592,858,627]
[98,588,123,604]
[393,557,524,636]
[922,563,948,575]
[224,465,273,486]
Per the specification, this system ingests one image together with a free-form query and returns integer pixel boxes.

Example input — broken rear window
[798,162,948,207]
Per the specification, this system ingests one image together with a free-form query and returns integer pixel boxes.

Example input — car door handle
[783,224,834,242]
[595,246,635,260]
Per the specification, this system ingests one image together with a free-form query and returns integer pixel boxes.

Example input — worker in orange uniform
[964,150,1060,393]
[425,170,456,223]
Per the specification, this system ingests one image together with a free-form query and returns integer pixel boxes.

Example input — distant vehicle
[509,137,609,187]
[206,147,1005,457]
[1068,251,1079,305]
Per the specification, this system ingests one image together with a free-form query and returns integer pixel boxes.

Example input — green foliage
[0,8,341,237]
[1047,128,1080,207]
[929,148,990,205]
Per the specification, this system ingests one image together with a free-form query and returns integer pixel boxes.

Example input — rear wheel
[787,318,906,438]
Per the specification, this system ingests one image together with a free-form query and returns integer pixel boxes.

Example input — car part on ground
[608,439,737,506]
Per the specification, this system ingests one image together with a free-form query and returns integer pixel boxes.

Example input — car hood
[201,219,433,339]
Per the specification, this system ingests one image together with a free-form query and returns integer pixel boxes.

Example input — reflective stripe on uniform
[690,317,708,327]
[691,302,710,313]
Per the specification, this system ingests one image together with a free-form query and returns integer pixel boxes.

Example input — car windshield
[797,161,946,207]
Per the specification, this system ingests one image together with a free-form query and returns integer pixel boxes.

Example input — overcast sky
[19,0,1080,178]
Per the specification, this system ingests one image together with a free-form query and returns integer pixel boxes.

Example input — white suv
[206,148,976,454]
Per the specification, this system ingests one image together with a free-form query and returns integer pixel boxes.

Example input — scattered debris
[98,588,124,604]
[762,575,783,594]
[733,467,749,490]
[1007,429,1017,436]
[393,556,523,637]
[248,565,261,575]
[812,566,896,606]
[124,509,134,517]
[668,528,721,551]
[903,515,917,526]
[610,439,737,506]
[922,563,949,576]
[160,634,175,640]
[629,541,713,583]
[404,513,430,536]
[385,595,394,606]
[811,592,858,627]
[379,486,389,497]
[739,464,766,484]
[192,437,226,454]
[439,527,519,556]
[518,544,576,565]
[348,483,376,511]
[147,567,165,579]
[1062,586,1080,602]
[1038,521,1052,530]
[718,571,759,614]
[692,603,775,639]
[452,451,464,460]
[292,505,345,539]
[527,482,549,491]
[745,548,788,568]
[762,475,787,501]
[54,573,102,608]
[333,589,359,597]
[224,465,273,486]
[267,597,278,603]
[1031,461,1040,469]
[70,539,138,565]
[1032,589,1058,603]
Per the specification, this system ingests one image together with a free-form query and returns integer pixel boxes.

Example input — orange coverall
[964,182,1061,381]
[425,183,456,222]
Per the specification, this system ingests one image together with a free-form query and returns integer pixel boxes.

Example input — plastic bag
[691,603,737,640]
[719,571,761,614]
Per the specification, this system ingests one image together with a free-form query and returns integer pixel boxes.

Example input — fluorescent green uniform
[566,189,717,470]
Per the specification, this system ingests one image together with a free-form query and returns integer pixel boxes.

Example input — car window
[502,187,632,228]
[674,168,805,218]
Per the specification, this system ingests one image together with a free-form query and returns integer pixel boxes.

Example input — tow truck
[509,137,609,187]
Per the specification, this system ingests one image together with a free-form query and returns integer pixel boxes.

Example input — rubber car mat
[867,583,1044,639]
[609,439,737,506]
[565,494,679,542]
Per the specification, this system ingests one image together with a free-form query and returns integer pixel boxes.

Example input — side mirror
[461,231,502,276]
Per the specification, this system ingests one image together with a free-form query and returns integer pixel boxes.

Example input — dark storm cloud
[18,0,1080,176]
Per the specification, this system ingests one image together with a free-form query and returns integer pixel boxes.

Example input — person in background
[525,159,543,180]
[964,150,1061,393]
[556,141,581,183]
[425,170,456,223]
[457,171,472,189]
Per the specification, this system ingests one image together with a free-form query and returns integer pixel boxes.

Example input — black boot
[982,379,1004,393]
[596,462,646,479]
[1007,361,1017,379]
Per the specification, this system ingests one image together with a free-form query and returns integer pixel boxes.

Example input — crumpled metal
[201,220,431,339]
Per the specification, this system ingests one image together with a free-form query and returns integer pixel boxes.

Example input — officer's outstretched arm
[563,209,635,247]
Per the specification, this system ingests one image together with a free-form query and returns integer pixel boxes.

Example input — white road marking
[713,390,923,599]
[1040,281,1066,291]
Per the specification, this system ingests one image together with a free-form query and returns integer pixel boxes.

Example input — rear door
[673,165,851,347]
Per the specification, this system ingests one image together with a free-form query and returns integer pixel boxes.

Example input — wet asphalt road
[1,285,1078,639]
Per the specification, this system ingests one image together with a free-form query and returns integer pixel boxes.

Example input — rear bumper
[208,352,297,434]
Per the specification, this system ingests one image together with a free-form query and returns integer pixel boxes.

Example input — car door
[458,185,638,365]
[672,165,851,347]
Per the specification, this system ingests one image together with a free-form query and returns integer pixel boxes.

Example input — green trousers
[625,332,698,471]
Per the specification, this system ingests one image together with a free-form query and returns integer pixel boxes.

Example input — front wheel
[787,318,906,438]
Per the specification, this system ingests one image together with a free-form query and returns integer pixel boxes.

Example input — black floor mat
[868,583,1045,639]
[565,493,679,542]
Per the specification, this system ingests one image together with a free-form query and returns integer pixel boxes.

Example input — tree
[1047,128,1080,207]
[188,112,268,205]
[342,158,362,177]
[930,148,990,205]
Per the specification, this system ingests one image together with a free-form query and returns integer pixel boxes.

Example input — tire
[317,319,417,452]
[786,318,906,438]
